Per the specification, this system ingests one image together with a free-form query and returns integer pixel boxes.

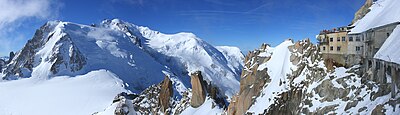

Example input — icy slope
[0,70,127,115]
[350,0,400,34]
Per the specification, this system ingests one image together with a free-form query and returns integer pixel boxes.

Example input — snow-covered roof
[374,25,400,64]
[349,0,400,34]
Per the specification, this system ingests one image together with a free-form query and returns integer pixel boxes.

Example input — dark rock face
[3,24,50,79]
[7,52,15,64]
[159,76,173,113]
[190,71,207,108]
[49,35,86,74]
[227,43,272,115]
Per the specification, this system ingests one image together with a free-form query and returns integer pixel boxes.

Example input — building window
[376,61,380,69]
[330,38,333,42]
[356,36,361,41]
[356,46,361,51]
[330,46,334,51]
[342,37,346,42]
[337,37,340,41]
[323,46,326,51]
[337,46,341,51]
[349,37,353,41]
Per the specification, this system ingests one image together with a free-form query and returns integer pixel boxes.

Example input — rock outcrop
[190,71,207,108]
[112,92,137,115]
[159,76,173,113]
[227,43,272,115]
[6,52,15,64]
[351,0,374,24]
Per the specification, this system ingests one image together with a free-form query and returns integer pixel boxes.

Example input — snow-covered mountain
[0,19,243,114]
[2,0,400,114]
[100,19,242,97]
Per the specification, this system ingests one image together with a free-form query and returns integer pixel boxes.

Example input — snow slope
[350,0,400,34]
[374,25,400,64]
[0,70,127,115]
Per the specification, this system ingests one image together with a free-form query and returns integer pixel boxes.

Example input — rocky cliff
[226,39,400,114]
[351,0,374,25]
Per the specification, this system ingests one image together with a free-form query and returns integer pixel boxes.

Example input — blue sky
[0,0,365,56]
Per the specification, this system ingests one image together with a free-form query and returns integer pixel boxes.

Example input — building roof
[349,0,400,34]
[374,25,400,65]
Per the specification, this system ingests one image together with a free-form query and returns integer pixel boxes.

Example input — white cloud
[0,0,59,56]
[0,0,57,28]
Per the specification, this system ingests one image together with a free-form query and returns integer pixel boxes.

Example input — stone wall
[321,53,361,69]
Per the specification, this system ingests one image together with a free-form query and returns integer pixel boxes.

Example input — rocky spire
[190,71,207,108]
[159,76,173,113]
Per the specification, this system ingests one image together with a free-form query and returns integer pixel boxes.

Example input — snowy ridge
[248,40,296,114]
[350,0,400,34]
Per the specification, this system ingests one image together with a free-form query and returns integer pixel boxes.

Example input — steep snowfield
[350,0,400,34]
[0,70,127,115]
[374,25,400,64]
